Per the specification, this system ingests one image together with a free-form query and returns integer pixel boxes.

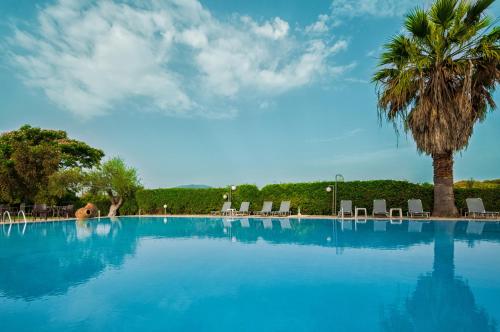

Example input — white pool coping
[1,214,499,226]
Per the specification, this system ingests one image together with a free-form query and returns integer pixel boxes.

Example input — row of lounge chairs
[211,201,291,216]
[337,199,430,218]
[212,197,498,219]
[339,198,498,219]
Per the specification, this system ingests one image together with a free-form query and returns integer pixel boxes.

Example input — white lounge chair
[372,199,388,217]
[407,199,430,218]
[255,201,273,216]
[272,201,291,216]
[338,200,353,218]
[236,202,250,216]
[211,201,231,215]
[465,198,499,218]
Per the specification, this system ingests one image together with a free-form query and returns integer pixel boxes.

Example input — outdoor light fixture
[223,194,228,200]
[326,175,344,215]
[163,204,167,215]
[227,185,237,202]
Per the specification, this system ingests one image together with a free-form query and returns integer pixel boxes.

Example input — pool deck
[1,214,499,225]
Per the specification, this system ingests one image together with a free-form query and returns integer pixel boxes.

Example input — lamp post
[334,174,344,215]
[228,185,237,202]
[326,186,334,215]
[326,174,344,216]
[163,204,167,215]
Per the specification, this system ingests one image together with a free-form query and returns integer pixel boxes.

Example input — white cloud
[7,0,350,119]
[330,0,418,18]
[241,16,290,40]
[305,14,330,34]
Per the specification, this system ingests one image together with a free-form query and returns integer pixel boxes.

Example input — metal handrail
[2,211,12,224]
[17,210,27,225]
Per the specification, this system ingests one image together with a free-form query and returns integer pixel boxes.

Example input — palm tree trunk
[432,151,459,217]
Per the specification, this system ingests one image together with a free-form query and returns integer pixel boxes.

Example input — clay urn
[75,203,98,219]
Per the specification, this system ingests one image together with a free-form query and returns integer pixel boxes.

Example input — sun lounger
[372,199,388,217]
[236,202,250,216]
[465,198,499,218]
[211,201,231,215]
[272,201,291,216]
[255,201,273,216]
[338,200,352,217]
[407,199,430,218]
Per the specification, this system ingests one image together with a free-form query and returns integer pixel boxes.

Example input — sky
[0,0,499,188]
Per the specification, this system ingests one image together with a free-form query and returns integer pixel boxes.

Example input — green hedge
[134,180,500,216]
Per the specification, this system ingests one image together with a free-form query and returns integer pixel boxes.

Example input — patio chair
[407,199,430,218]
[211,201,231,215]
[372,199,388,217]
[272,201,291,216]
[236,202,250,216]
[33,204,49,220]
[465,198,499,218]
[255,201,273,216]
[338,200,353,218]
[61,205,74,218]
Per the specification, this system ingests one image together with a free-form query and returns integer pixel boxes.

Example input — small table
[355,207,368,219]
[389,208,403,219]
[226,208,236,216]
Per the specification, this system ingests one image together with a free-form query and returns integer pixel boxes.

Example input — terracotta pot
[75,203,98,219]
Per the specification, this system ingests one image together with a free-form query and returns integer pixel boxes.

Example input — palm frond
[430,0,458,28]
[406,8,431,39]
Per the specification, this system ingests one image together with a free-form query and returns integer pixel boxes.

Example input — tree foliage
[0,125,104,203]
[86,157,142,216]
[373,0,499,155]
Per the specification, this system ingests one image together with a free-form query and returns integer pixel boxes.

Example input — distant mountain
[175,184,212,189]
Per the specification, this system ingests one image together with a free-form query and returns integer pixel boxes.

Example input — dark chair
[61,205,74,218]
[33,204,49,220]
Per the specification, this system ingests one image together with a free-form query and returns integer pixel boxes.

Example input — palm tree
[373,0,499,217]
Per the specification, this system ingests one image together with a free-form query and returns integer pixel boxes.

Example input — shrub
[134,180,500,216]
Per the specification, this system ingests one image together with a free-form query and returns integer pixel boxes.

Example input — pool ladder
[2,210,28,236]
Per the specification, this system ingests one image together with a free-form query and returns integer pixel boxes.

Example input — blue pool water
[1,217,499,331]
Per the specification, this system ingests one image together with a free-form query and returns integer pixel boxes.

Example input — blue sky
[0,0,499,188]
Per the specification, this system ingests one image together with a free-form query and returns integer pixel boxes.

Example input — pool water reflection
[0,217,499,331]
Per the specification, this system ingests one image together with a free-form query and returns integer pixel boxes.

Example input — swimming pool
[1,217,499,331]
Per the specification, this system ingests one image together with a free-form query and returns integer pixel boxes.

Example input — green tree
[86,157,141,217]
[373,0,499,216]
[0,125,104,203]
